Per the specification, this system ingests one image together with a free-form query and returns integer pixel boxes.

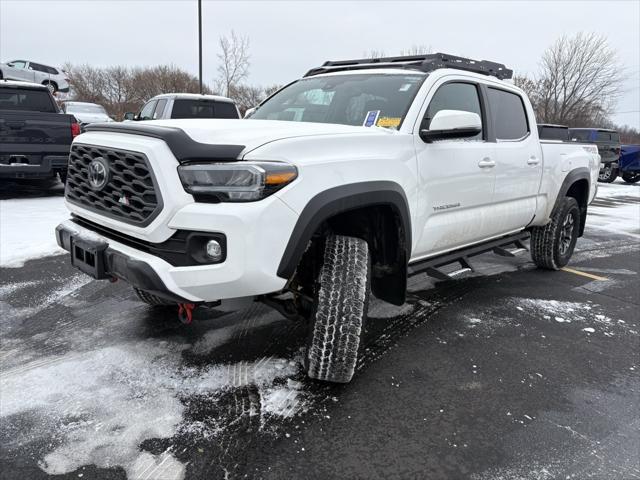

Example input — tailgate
[0,111,74,155]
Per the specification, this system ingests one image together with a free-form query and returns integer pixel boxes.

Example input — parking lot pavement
[0,182,638,480]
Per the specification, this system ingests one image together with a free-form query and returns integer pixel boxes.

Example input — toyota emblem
[88,158,109,190]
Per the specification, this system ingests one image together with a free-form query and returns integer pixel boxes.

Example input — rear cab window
[170,99,239,119]
[487,87,529,141]
[569,130,592,142]
[0,87,57,112]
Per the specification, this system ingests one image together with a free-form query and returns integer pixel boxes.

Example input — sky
[1,0,638,128]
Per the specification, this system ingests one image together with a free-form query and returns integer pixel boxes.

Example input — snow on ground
[0,304,308,479]
[0,196,68,267]
[587,181,640,238]
[463,297,638,338]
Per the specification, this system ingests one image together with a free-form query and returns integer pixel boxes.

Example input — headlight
[178,161,298,202]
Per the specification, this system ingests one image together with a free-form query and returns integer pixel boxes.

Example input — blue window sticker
[363,110,380,127]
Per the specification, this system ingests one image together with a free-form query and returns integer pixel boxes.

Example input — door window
[424,82,483,140]
[10,60,26,69]
[153,99,167,119]
[138,100,157,120]
[487,88,529,141]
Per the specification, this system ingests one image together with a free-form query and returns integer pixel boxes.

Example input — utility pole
[198,0,203,94]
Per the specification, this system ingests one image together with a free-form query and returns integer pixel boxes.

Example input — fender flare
[277,181,412,280]
[552,167,591,236]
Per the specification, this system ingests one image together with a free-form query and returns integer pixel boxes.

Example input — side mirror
[244,107,256,119]
[420,110,482,143]
[123,112,135,121]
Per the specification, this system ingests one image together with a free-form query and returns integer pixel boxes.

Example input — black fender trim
[85,123,245,163]
[553,167,591,236]
[277,180,412,279]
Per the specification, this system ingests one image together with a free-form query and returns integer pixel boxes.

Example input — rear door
[413,80,497,258]
[488,86,542,232]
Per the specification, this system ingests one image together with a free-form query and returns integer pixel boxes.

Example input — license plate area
[70,235,109,279]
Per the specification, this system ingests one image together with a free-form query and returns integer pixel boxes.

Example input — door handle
[527,156,540,166]
[478,158,496,168]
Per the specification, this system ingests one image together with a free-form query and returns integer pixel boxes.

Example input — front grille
[66,144,162,226]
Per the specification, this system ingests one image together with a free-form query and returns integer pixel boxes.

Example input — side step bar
[408,232,530,281]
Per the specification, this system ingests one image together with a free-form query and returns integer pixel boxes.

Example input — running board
[408,232,530,281]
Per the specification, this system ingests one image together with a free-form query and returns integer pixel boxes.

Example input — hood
[73,112,112,124]
[148,118,392,154]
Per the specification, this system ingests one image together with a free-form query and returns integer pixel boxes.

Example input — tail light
[71,122,81,138]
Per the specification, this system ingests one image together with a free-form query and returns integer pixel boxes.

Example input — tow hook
[178,303,196,324]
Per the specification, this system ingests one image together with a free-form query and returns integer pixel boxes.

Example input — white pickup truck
[56,53,600,383]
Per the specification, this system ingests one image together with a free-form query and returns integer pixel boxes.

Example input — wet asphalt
[0,180,638,480]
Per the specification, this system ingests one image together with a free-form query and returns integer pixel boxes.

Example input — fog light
[206,240,223,261]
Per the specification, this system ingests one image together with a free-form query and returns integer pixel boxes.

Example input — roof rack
[304,52,513,80]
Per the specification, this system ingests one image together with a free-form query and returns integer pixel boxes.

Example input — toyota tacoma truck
[1,80,80,183]
[56,53,600,383]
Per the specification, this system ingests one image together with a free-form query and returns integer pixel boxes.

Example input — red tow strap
[178,303,196,324]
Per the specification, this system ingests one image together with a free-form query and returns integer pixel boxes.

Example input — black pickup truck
[0,80,80,183]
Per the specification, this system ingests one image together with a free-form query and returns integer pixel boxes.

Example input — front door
[412,80,497,259]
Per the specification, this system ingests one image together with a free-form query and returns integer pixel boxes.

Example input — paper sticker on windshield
[377,117,401,128]
[398,83,413,92]
[363,110,380,127]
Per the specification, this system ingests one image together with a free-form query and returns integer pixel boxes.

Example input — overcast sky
[1,0,638,128]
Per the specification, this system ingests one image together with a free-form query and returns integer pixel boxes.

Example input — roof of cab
[0,79,49,90]
[150,93,236,103]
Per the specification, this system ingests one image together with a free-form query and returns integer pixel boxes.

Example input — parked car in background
[569,128,621,183]
[0,80,79,183]
[619,144,640,183]
[123,93,240,121]
[0,60,70,94]
[61,101,113,127]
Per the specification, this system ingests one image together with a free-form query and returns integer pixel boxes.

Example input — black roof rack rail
[304,52,513,80]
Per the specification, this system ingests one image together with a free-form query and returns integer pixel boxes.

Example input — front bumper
[57,192,297,302]
[56,220,190,303]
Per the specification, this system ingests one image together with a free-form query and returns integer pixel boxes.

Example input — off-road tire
[306,235,370,384]
[598,164,618,183]
[622,172,640,184]
[530,197,580,270]
[133,287,175,306]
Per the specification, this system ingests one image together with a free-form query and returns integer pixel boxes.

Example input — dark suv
[569,128,621,183]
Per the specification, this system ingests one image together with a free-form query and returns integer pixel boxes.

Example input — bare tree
[531,32,621,126]
[216,30,250,97]
[399,44,432,56]
[363,49,386,59]
[65,64,209,119]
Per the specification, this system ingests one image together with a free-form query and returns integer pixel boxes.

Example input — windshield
[250,73,426,129]
[66,103,107,114]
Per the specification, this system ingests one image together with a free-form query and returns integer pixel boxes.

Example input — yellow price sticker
[376,117,401,128]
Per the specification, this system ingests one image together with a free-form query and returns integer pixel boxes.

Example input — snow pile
[0,334,302,479]
[261,378,309,418]
[0,196,69,267]
[587,182,640,238]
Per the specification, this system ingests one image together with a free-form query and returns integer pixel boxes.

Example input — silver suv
[0,60,70,94]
